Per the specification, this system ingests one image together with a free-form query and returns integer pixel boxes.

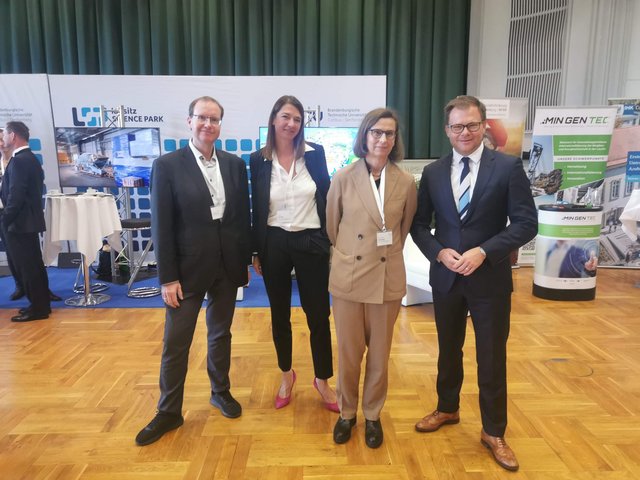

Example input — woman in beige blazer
[326,108,417,448]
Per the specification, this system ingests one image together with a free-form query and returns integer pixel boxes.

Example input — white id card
[277,207,295,224]
[377,230,392,246]
[211,205,224,220]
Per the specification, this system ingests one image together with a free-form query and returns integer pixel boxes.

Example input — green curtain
[0,0,469,158]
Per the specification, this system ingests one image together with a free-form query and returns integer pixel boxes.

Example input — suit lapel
[464,148,495,221]
[182,147,212,205]
[351,159,384,230]
[435,154,459,220]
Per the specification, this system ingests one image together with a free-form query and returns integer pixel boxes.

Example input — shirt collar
[11,145,29,157]
[189,139,217,163]
[452,143,484,166]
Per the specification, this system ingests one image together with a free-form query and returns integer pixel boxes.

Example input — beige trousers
[332,297,401,420]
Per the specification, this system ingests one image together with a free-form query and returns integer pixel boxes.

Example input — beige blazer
[327,159,417,304]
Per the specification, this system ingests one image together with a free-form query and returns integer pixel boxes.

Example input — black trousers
[432,276,511,437]
[4,228,50,314]
[157,270,238,415]
[0,212,22,291]
[261,226,333,379]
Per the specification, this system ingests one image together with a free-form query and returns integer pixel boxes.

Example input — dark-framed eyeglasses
[369,129,396,140]
[191,114,222,126]
[447,122,483,134]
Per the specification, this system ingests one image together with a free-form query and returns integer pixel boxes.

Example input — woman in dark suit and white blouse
[250,95,338,412]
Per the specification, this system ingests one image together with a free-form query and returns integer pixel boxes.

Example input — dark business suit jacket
[150,146,251,292]
[411,148,537,296]
[249,142,330,257]
[0,149,46,233]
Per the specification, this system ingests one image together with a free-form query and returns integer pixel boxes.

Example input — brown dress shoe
[415,409,460,432]
[480,429,519,471]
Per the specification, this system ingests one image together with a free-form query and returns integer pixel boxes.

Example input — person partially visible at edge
[250,95,338,413]
[0,122,52,322]
[135,96,251,446]
[327,108,417,449]
[410,95,538,472]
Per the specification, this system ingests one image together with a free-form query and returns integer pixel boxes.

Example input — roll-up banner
[599,98,640,268]
[518,106,618,265]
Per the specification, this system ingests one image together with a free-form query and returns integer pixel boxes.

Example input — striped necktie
[458,156,471,219]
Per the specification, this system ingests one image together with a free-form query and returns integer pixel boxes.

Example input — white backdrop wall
[0,74,386,263]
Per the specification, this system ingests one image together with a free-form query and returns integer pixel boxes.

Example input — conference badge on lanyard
[370,167,393,246]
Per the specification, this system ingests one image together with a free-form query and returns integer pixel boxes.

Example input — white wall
[468,0,640,150]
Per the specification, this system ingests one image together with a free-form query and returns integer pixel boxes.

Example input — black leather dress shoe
[19,307,52,315]
[10,289,25,301]
[333,416,357,444]
[210,390,242,418]
[49,291,62,302]
[365,419,383,448]
[11,312,49,322]
[135,413,184,446]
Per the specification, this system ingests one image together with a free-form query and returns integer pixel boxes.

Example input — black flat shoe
[135,413,184,446]
[49,292,62,302]
[333,416,357,444]
[11,312,49,322]
[365,419,383,448]
[210,390,242,418]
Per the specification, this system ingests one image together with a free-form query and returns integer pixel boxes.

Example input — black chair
[119,217,161,298]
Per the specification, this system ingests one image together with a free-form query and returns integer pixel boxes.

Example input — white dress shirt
[267,144,321,231]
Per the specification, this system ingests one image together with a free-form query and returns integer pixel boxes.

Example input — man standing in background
[1,122,51,321]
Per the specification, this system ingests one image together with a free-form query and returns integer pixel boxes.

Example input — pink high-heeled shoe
[275,370,296,409]
[313,378,340,413]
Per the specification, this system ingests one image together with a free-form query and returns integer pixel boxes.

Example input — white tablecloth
[43,194,123,265]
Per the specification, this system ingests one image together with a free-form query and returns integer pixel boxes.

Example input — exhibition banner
[528,106,617,199]
[598,98,640,267]
[0,74,58,190]
[480,98,528,159]
[518,106,617,266]
[534,207,602,290]
[1,74,386,264]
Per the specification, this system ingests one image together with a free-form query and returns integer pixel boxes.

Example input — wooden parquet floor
[1,267,639,479]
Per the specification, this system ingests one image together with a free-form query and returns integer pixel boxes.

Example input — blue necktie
[458,157,471,219]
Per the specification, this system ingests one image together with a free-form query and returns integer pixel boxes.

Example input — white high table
[43,193,122,306]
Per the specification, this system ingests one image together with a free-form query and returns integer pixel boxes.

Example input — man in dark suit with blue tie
[411,96,537,471]
[1,122,51,322]
[135,96,251,446]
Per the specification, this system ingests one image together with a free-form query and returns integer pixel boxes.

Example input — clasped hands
[437,246,486,276]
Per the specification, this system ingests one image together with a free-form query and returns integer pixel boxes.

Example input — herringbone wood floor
[1,267,639,479]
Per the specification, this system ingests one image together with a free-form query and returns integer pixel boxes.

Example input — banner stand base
[532,284,596,301]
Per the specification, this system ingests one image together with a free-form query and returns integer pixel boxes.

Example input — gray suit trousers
[157,271,238,415]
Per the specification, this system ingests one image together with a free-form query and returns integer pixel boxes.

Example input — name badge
[377,230,392,246]
[277,207,294,224]
[211,205,224,220]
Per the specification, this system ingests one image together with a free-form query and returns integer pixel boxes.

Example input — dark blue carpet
[0,267,299,309]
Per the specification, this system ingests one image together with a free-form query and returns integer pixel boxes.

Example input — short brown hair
[5,121,30,141]
[444,95,487,124]
[188,96,225,119]
[353,108,404,163]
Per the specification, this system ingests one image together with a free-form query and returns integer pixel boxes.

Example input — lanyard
[368,166,386,231]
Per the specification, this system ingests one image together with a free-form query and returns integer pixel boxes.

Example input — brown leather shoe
[480,429,519,471]
[415,409,460,432]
